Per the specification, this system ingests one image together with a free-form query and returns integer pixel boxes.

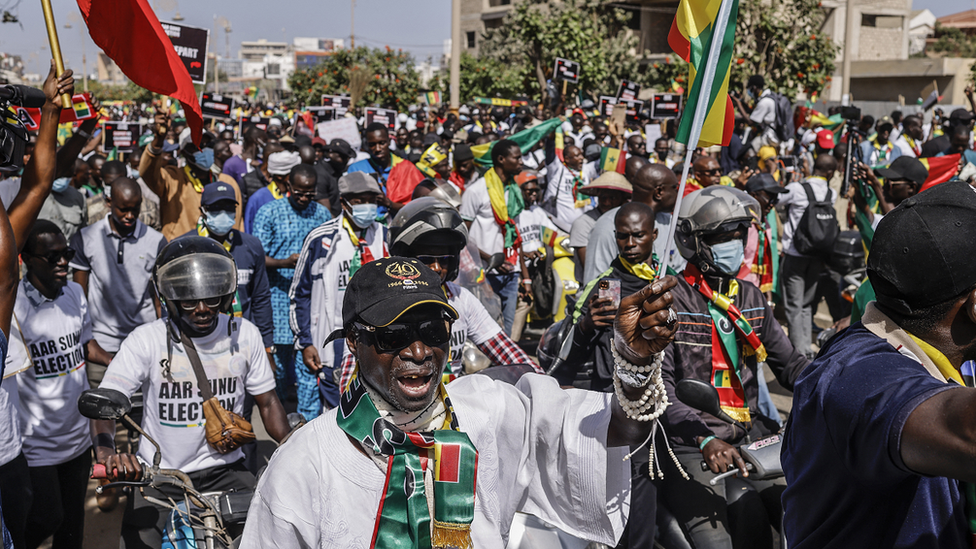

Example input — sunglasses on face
[416,255,455,268]
[354,318,452,353]
[290,191,317,199]
[27,248,75,264]
[699,169,722,177]
[178,297,222,311]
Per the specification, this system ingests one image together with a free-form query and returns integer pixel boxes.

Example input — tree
[288,46,422,110]
[730,0,838,100]
[643,0,837,101]
[479,0,646,100]
[930,23,976,58]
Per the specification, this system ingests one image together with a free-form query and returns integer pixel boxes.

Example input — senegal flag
[471,118,563,168]
[599,147,626,175]
[668,0,739,147]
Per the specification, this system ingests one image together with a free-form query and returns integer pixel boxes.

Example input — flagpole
[657,0,736,281]
[40,0,72,109]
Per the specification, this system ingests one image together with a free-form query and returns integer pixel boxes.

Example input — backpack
[791,182,839,258]
[770,92,796,142]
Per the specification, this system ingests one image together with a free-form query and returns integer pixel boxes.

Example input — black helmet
[153,237,238,332]
[674,186,760,277]
[389,197,468,281]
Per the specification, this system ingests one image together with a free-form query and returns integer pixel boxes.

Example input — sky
[0,0,452,77]
[0,0,969,78]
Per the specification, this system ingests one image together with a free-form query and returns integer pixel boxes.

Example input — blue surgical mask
[191,148,215,171]
[348,203,377,229]
[52,177,71,193]
[709,240,744,276]
[203,210,235,236]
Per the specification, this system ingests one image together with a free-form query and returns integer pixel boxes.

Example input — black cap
[950,108,975,123]
[744,173,788,194]
[867,181,976,314]
[327,139,354,158]
[341,257,458,328]
[454,144,473,163]
[875,156,929,187]
[200,182,238,206]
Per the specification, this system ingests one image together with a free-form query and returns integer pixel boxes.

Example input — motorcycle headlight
[562,279,579,293]
[559,237,573,253]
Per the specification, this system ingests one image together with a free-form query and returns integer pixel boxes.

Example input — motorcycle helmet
[153,236,238,334]
[674,186,760,277]
[389,197,468,282]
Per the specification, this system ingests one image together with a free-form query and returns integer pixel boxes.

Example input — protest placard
[316,117,362,152]
[650,94,682,119]
[159,21,209,84]
[321,95,352,117]
[201,93,234,119]
[553,58,580,84]
[101,122,143,153]
[365,107,398,131]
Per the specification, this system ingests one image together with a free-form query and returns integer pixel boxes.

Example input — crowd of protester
[5,63,976,549]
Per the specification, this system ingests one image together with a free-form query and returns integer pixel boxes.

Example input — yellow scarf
[619,255,657,281]
[183,166,207,193]
[484,167,524,265]
[266,181,286,200]
[908,333,965,386]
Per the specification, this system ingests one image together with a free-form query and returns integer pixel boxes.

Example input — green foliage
[478,0,646,99]
[645,54,689,94]
[85,80,154,104]
[287,46,422,109]
[731,0,838,100]
[930,23,976,58]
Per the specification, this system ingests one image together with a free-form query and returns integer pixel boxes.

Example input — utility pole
[450,0,460,114]
[840,0,855,105]
[351,0,356,48]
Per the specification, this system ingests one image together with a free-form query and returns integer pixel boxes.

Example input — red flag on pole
[77,0,203,145]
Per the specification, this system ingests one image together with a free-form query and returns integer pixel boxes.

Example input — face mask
[709,239,744,276]
[52,177,71,193]
[191,148,215,171]
[204,210,235,236]
[348,203,377,229]
[746,89,756,100]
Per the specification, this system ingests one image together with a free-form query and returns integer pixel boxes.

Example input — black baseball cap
[327,138,354,158]
[868,180,976,314]
[875,156,928,187]
[744,173,788,195]
[950,108,975,123]
[341,257,458,329]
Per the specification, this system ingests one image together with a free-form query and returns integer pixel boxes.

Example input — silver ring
[666,307,678,329]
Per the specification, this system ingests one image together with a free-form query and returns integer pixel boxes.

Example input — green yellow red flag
[668,0,740,147]
[599,147,627,175]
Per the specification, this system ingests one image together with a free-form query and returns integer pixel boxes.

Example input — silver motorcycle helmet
[389,196,469,281]
[153,236,239,333]
[674,186,761,276]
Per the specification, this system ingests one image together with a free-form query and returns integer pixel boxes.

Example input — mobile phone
[598,279,621,309]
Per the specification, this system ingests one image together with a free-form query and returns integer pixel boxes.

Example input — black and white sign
[321,95,352,117]
[364,107,398,131]
[553,57,580,84]
[160,21,210,85]
[599,96,644,124]
[616,80,641,102]
[305,106,336,123]
[101,122,143,153]
[200,93,234,119]
[650,94,682,119]
[240,116,270,132]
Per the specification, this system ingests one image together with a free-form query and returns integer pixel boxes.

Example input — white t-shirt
[459,178,503,256]
[240,374,629,549]
[100,316,276,473]
[0,374,23,467]
[445,282,502,375]
[778,176,838,257]
[516,205,557,253]
[11,280,93,467]
[543,160,594,233]
[893,134,921,158]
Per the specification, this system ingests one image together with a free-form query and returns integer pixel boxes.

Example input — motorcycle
[527,230,579,324]
[668,379,787,549]
[79,387,305,549]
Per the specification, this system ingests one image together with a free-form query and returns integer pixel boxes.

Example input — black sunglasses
[354,318,452,353]
[27,248,75,264]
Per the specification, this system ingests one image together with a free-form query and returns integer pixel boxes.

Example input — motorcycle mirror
[486,253,505,272]
[675,379,739,426]
[78,388,132,421]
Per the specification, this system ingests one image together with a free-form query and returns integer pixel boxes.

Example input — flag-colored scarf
[266,180,286,200]
[342,215,377,278]
[619,255,657,281]
[684,264,768,423]
[337,377,477,549]
[872,138,892,162]
[484,167,524,266]
[568,168,589,209]
[752,222,774,293]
